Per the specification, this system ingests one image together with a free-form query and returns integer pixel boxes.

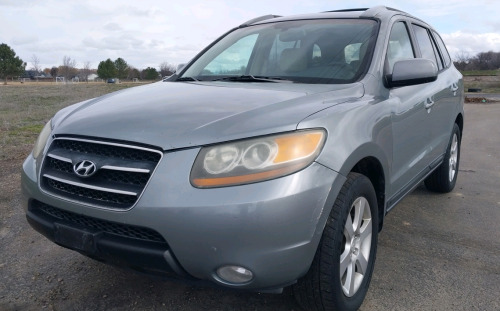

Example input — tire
[424,123,461,193]
[293,172,378,311]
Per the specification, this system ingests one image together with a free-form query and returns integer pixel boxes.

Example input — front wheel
[425,123,461,193]
[293,172,378,311]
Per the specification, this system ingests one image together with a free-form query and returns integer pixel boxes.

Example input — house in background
[87,73,98,81]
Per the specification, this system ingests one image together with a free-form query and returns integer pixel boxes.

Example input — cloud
[11,35,38,45]
[487,21,500,32]
[82,34,144,51]
[103,23,122,31]
[0,0,32,7]
[187,4,215,19]
[124,5,156,17]
[442,31,500,58]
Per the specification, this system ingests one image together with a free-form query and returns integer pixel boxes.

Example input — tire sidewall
[324,174,379,310]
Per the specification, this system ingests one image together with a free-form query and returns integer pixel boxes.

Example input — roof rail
[323,8,368,13]
[361,6,406,17]
[240,15,281,27]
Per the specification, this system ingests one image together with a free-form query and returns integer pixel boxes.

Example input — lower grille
[31,200,166,243]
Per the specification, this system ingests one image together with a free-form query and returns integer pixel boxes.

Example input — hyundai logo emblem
[73,160,97,178]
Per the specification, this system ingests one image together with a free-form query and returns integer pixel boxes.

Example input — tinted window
[413,25,439,67]
[344,43,362,63]
[268,34,302,69]
[387,22,414,72]
[430,35,444,70]
[433,31,452,67]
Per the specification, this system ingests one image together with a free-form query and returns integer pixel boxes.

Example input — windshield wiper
[211,75,292,83]
[176,76,199,81]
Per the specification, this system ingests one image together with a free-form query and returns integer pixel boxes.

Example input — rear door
[429,30,463,156]
[410,22,456,166]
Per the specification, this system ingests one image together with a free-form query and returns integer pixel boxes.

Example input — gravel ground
[1,95,499,310]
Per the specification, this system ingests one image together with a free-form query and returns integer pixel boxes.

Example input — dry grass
[463,75,500,93]
[0,82,143,161]
[461,69,500,76]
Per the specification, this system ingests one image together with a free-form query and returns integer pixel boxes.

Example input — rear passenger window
[387,22,414,72]
[412,25,440,68]
[433,31,452,67]
[344,43,362,63]
[430,37,444,70]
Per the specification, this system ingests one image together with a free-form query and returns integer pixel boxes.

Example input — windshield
[180,19,378,84]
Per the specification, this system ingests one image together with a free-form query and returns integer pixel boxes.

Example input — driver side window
[386,22,415,72]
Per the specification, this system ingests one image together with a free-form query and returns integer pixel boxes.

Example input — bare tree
[453,50,470,71]
[81,61,92,83]
[127,66,140,80]
[159,62,175,77]
[30,54,41,81]
[475,51,500,70]
[59,56,77,82]
[50,66,58,79]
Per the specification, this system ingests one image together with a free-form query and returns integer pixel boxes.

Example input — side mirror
[387,58,437,87]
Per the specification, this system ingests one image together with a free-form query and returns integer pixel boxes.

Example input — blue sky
[1,0,499,70]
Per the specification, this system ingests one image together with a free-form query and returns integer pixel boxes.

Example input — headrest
[279,48,307,72]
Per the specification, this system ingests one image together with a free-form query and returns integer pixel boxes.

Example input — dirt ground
[1,83,499,310]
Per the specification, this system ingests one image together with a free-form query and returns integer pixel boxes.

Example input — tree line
[454,51,500,71]
[0,42,177,84]
[95,58,175,81]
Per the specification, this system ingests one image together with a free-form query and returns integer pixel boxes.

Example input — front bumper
[22,147,343,291]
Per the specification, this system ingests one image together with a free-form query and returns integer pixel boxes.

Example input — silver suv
[22,6,463,311]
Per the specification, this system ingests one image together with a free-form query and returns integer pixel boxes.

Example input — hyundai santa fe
[22,6,463,310]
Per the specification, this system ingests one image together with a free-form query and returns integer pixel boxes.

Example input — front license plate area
[54,223,98,254]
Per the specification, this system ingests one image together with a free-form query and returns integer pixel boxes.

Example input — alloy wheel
[340,197,373,297]
[449,133,458,182]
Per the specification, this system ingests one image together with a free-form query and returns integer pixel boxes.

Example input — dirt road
[1,102,499,310]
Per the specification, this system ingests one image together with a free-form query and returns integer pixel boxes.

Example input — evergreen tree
[142,67,159,80]
[97,58,116,80]
[114,58,129,80]
[0,43,26,85]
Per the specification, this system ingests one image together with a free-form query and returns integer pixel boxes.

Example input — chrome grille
[40,138,162,210]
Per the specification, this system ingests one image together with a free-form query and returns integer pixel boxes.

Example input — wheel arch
[350,156,386,231]
[317,143,390,233]
[337,143,389,231]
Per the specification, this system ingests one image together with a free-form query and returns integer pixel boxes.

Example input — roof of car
[243,6,419,27]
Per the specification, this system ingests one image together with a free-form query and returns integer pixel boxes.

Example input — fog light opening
[216,265,253,284]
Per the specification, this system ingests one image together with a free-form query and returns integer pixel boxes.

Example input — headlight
[32,120,52,159]
[190,129,326,188]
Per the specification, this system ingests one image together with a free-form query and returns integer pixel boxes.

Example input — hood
[53,81,364,150]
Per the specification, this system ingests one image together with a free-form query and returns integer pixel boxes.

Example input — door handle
[450,82,459,95]
[425,98,434,111]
